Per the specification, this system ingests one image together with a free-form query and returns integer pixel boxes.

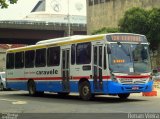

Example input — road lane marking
[12,101,27,104]
[0,98,27,105]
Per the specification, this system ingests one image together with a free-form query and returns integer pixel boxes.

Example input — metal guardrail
[0,20,86,30]
[0,21,86,32]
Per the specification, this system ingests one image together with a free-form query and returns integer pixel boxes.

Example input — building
[24,0,86,36]
[87,0,160,34]
[0,0,87,71]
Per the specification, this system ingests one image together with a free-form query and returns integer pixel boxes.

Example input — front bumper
[104,81,153,94]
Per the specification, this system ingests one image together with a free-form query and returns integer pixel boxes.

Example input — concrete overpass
[0,20,86,45]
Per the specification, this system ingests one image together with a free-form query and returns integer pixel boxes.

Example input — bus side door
[61,48,70,92]
[93,45,103,92]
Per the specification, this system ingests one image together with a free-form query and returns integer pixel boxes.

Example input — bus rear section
[6,33,153,100]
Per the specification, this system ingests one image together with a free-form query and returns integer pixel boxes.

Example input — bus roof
[6,33,146,53]
[36,35,88,45]
[7,34,105,53]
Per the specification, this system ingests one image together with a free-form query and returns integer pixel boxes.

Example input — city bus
[6,33,153,100]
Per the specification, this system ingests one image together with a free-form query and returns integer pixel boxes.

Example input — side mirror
[152,69,158,76]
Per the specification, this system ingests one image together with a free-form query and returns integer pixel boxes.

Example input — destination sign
[106,34,147,43]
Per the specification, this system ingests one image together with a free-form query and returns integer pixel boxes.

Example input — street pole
[68,0,71,36]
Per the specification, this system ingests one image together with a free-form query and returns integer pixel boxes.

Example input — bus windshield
[108,43,151,73]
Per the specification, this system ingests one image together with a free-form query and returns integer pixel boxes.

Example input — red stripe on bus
[116,75,150,79]
[103,76,111,79]
[7,78,26,80]
[7,76,111,81]
[34,77,62,80]
[7,77,62,81]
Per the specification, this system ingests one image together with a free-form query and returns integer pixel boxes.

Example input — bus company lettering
[36,69,58,75]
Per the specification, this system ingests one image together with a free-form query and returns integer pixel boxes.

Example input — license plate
[132,86,139,90]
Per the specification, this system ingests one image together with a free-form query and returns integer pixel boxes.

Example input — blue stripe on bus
[6,80,153,94]
[104,81,153,94]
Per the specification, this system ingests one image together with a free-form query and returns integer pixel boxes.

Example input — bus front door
[62,49,70,92]
[93,45,103,92]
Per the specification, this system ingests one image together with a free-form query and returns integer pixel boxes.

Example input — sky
[0,0,39,20]
[0,0,86,20]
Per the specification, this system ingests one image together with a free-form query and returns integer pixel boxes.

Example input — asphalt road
[0,90,160,119]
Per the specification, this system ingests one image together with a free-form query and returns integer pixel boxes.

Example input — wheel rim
[82,86,89,96]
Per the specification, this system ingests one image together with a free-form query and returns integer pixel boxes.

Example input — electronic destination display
[106,34,148,43]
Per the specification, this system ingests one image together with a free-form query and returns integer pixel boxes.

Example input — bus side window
[25,50,35,68]
[6,53,14,69]
[35,48,46,67]
[47,46,60,66]
[76,42,91,64]
[71,44,75,65]
[15,52,24,69]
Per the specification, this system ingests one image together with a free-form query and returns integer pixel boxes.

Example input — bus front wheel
[0,83,4,91]
[118,93,130,99]
[79,81,92,101]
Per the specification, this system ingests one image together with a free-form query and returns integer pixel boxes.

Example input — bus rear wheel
[79,81,92,101]
[118,93,130,99]
[28,80,44,96]
[28,80,36,96]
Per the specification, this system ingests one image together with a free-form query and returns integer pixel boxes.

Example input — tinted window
[71,44,75,65]
[25,50,35,68]
[100,0,105,3]
[94,0,99,4]
[47,47,60,66]
[89,0,107,6]
[6,53,14,69]
[76,42,91,64]
[94,47,97,65]
[104,47,106,69]
[89,0,94,6]
[99,46,102,67]
[15,52,24,68]
[35,48,46,67]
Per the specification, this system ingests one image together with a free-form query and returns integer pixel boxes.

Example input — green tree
[119,7,160,51]
[119,7,149,34]
[0,0,18,8]
[92,27,119,35]
[147,8,160,50]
